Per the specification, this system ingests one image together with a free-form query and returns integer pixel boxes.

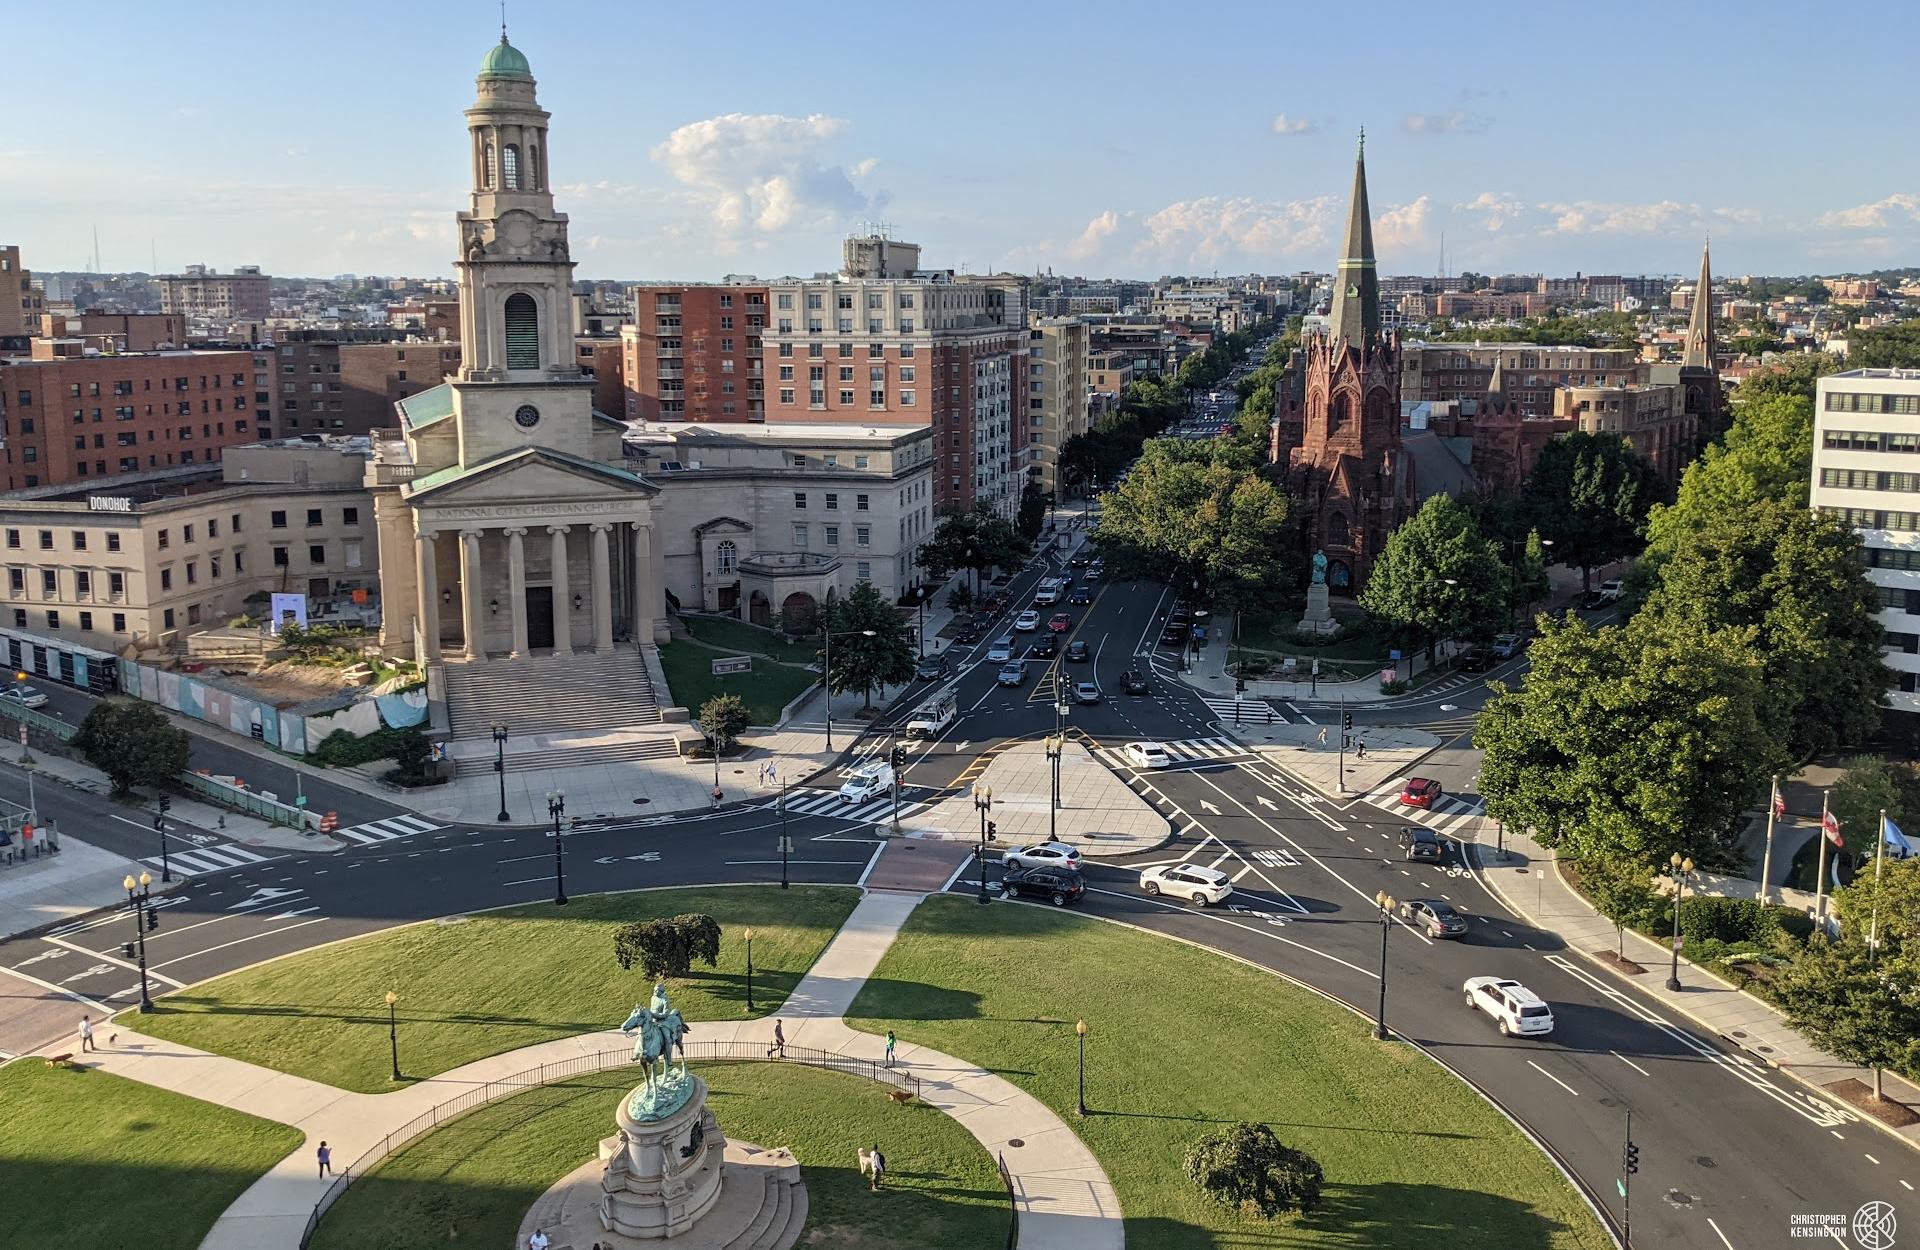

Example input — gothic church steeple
[1326,129,1379,349]
[1683,240,1715,370]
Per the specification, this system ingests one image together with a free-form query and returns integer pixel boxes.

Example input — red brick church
[1270,134,1416,592]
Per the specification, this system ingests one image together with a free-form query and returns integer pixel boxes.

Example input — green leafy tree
[1016,480,1048,541]
[1834,856,1920,952]
[613,914,723,981]
[391,730,432,780]
[1577,854,1664,958]
[1184,1122,1323,1219]
[1512,528,1552,624]
[1642,499,1886,757]
[1476,613,1783,864]
[696,694,751,752]
[825,582,916,710]
[1645,389,1817,555]
[72,700,191,799]
[945,582,975,615]
[1848,321,1920,370]
[1359,495,1509,662]
[917,505,1030,594]
[1522,432,1662,588]
[1773,939,1920,1101]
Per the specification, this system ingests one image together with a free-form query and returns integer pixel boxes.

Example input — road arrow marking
[229,887,301,910]
[1256,796,1277,810]
[592,852,664,865]
[1199,800,1222,815]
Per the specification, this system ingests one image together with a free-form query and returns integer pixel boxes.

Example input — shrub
[1678,894,1780,947]
[309,725,424,768]
[1378,678,1409,694]
[613,914,723,980]
[1185,1122,1323,1220]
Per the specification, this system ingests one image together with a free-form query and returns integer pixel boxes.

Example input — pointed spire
[1684,239,1716,371]
[1327,129,1379,349]
[1485,354,1509,410]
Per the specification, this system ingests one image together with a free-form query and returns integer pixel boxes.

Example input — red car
[1048,612,1072,633]
[1400,777,1443,809]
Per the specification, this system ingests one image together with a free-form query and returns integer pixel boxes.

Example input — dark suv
[1000,865,1086,907]
[1122,670,1151,695]
[1401,827,1448,862]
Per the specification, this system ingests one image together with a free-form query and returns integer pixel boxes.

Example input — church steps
[442,648,663,740]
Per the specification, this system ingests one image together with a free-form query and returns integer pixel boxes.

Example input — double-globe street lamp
[1373,890,1396,1041]
[386,989,402,1082]
[547,789,568,906]
[973,785,996,905]
[1666,853,1695,992]
[121,872,157,1012]
[1045,695,1069,843]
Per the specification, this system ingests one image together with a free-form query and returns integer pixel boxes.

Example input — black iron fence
[298,1040,923,1247]
[998,1150,1020,1249]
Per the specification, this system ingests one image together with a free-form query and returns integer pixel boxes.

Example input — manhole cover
[633,798,651,805]
[1694,1156,1717,1168]
[1758,1044,1775,1054]
[1007,1139,1024,1148]
[1731,1030,1748,1039]
[1665,1190,1695,1208]
[733,768,745,774]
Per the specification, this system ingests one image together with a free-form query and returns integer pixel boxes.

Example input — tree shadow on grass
[843,978,985,1023]
[141,996,607,1034]
[1289,1181,1577,1249]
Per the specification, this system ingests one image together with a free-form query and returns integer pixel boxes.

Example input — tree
[1834,856,1920,952]
[613,914,723,981]
[1359,495,1509,662]
[1773,939,1920,1101]
[391,730,432,780]
[1577,854,1664,959]
[825,582,916,710]
[1476,613,1784,865]
[696,694,750,752]
[1645,389,1817,555]
[1184,1122,1323,1219]
[945,582,975,615]
[1848,321,1920,370]
[1016,480,1048,541]
[1511,529,1553,625]
[72,700,191,799]
[1642,499,1887,757]
[1092,440,1296,609]
[917,505,1030,594]
[1522,432,1662,588]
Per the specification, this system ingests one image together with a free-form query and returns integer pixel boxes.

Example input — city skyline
[7,1,1919,281]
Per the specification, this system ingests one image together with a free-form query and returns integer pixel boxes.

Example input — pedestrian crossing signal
[121,942,134,960]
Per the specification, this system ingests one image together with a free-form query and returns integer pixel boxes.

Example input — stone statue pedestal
[1297,583,1338,636]
[602,1075,726,1239]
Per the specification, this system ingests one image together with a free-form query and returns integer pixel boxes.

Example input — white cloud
[1457,191,1525,232]
[851,157,879,178]
[1064,210,1122,260]
[1375,195,1431,251]
[1403,110,1489,135]
[649,112,878,234]
[1270,114,1314,136]
[1136,195,1335,267]
[1540,199,1701,236]
[1817,194,1920,230]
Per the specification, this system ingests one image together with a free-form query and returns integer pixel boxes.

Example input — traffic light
[987,820,998,842]
[121,942,135,960]
[1235,677,1247,694]
[1342,708,1354,733]
[890,746,906,769]
[1623,1142,1639,1175]
[146,907,159,932]
[158,795,171,814]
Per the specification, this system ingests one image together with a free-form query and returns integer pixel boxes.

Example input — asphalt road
[0,553,1905,1249]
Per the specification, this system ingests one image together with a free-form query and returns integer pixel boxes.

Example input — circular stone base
[521,1139,806,1250]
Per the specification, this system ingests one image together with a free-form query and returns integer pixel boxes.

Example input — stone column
[590,523,614,652]
[460,529,487,660]
[505,528,529,657]
[548,525,572,657]
[415,531,440,662]
[631,521,653,646]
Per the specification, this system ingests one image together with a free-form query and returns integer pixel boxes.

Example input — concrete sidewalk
[53,889,1122,1250]
[910,740,1171,856]
[1467,819,1920,1151]
[1230,723,1443,800]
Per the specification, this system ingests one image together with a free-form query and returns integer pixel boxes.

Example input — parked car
[838,760,895,803]
[1002,840,1082,871]
[1597,579,1625,602]
[1121,671,1151,696]
[1,685,49,709]
[915,657,949,681]
[997,662,1026,687]
[1029,634,1058,658]
[1068,585,1093,605]
[1000,865,1085,907]
[1139,862,1232,906]
[1073,681,1102,705]
[1158,623,1190,647]
[1400,826,1448,862]
[1490,632,1525,660]
[1463,976,1555,1036]
[1399,777,1444,809]
[1065,640,1091,663]
[1013,610,1041,632]
[1458,648,1493,672]
[987,637,1014,662]
[1400,898,1468,938]
[1124,741,1173,769]
[1579,590,1608,610]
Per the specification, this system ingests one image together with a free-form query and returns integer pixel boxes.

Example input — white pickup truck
[1033,576,1069,606]
[904,690,958,739]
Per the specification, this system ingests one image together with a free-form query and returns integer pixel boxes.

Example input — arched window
[715,540,738,575]
[482,142,495,189]
[528,143,541,190]
[1326,511,1350,547]
[1328,392,1351,435]
[503,144,521,190]
[504,293,539,370]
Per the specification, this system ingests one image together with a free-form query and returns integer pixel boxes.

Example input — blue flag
[1882,815,1916,860]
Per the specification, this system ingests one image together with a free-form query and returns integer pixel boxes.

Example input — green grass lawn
[122,886,858,1094]
[849,897,1611,1250]
[681,615,821,665]
[312,1063,1007,1250]
[1,1060,303,1250]
[660,638,817,723]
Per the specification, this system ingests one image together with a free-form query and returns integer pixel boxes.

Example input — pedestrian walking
[316,1141,332,1177]
[1316,727,1327,746]
[1355,740,1367,760]
[868,1143,887,1191]
[768,761,779,787]
[710,785,723,808]
[883,1030,896,1068]
[528,1229,551,1250]
[766,1018,786,1059]
[78,1014,94,1053]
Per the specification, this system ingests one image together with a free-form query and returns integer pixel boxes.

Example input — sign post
[711,656,752,676]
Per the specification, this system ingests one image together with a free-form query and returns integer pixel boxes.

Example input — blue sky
[7,1,1918,282]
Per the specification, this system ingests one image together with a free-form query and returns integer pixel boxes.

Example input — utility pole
[1620,1109,1638,1248]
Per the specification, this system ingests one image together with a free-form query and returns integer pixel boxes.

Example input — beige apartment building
[1088,351,1135,397]
[1,247,47,340]
[159,265,272,321]
[0,441,378,653]
[1027,317,1088,495]
[1400,342,1644,410]
[1551,380,1692,485]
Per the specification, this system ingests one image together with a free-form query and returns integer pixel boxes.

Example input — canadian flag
[1822,809,1844,848]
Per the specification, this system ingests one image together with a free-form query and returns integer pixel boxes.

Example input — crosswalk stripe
[336,815,443,844]
[144,844,272,877]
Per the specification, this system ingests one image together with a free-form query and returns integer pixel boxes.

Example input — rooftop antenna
[500,0,508,41]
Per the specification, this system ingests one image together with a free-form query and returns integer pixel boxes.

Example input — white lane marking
[1832,1130,1845,1140]
[1901,1179,1914,1191]
[1526,1059,1579,1097]
[1706,1216,1736,1249]
[0,963,111,1012]
[501,875,556,887]
[46,935,187,988]
[149,918,327,971]
[1082,885,1377,979]
[1864,1153,1880,1165]
[1611,1050,1650,1076]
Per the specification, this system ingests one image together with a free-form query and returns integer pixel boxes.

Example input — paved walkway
[1466,819,1920,1152]
[50,889,1123,1250]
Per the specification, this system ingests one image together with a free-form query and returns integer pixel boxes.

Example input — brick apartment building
[0,246,45,342]
[272,337,461,436]
[1400,342,1645,410]
[621,282,768,422]
[0,341,272,491]
[159,264,271,321]
[40,311,185,352]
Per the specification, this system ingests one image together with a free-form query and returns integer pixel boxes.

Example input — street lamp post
[915,587,928,660]
[743,927,756,1014]
[386,990,401,1081]
[1374,890,1396,1040]
[820,623,877,753]
[14,670,34,767]
[122,872,155,1012]
[547,789,568,906]
[1075,1019,1089,1116]
[1666,853,1694,992]
[154,794,173,883]
[777,788,790,889]
[1045,734,1062,842]
[973,785,994,905]
[491,723,510,822]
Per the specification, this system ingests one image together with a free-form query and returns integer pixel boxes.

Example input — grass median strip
[848,895,1612,1249]
[1,1060,303,1250]
[312,1062,1006,1250]
[121,886,858,1094]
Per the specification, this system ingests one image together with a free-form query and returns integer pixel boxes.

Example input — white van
[838,760,896,803]
[905,690,958,739]
[1033,577,1068,606]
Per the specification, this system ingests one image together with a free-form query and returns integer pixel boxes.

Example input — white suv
[1140,863,1232,906]
[1462,976,1555,1037]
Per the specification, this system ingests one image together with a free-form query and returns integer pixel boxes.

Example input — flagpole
[1870,808,1888,964]
[1760,774,1779,906]
[1814,789,1832,935]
